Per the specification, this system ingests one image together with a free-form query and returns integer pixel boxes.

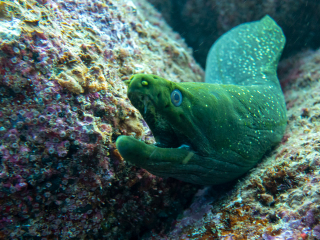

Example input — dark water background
[147,0,320,68]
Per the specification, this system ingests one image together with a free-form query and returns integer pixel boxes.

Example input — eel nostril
[141,80,148,86]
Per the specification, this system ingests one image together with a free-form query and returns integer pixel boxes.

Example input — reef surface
[0,0,203,239]
[1,0,320,239]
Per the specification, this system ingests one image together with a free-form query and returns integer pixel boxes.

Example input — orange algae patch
[112,148,124,162]
[1,0,112,95]
[193,205,281,239]
[55,50,110,94]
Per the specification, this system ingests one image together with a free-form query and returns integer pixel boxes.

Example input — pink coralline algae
[3,0,320,239]
[148,49,320,239]
[0,0,204,239]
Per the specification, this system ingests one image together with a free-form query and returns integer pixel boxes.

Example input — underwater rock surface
[147,49,320,239]
[0,0,203,239]
[147,0,320,68]
[1,0,320,239]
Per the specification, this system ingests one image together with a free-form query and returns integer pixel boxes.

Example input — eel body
[116,15,287,185]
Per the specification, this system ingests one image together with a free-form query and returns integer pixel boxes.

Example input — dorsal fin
[205,15,285,89]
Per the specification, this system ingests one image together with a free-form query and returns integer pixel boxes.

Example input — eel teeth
[143,96,149,114]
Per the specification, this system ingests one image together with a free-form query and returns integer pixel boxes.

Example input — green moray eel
[116,15,287,185]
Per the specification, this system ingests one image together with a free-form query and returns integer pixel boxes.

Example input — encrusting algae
[0,0,203,238]
[1,0,319,239]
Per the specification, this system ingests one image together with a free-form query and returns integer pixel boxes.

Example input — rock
[0,0,203,238]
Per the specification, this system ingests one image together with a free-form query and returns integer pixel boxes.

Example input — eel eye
[171,89,182,107]
[141,80,148,86]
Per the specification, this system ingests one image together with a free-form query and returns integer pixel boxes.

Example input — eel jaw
[115,135,196,174]
[130,92,187,149]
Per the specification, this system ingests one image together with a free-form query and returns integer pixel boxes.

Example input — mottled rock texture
[0,0,203,239]
[2,0,319,239]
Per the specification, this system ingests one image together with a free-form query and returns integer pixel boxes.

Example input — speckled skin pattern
[116,16,287,185]
[150,48,320,239]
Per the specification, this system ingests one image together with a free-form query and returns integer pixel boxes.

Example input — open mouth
[130,92,189,150]
[135,94,150,115]
[128,92,153,117]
